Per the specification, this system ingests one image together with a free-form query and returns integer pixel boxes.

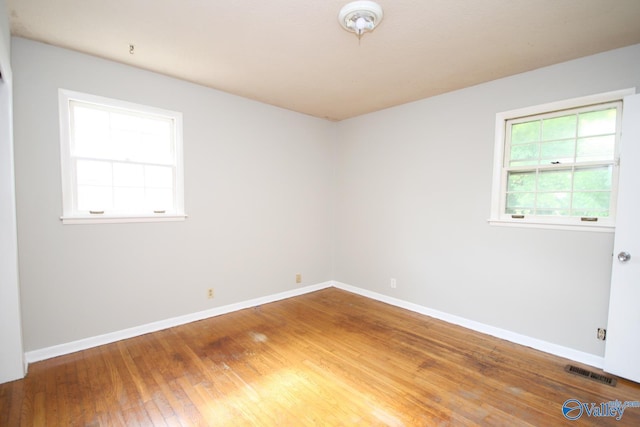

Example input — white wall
[335,44,640,357]
[0,0,25,382]
[12,37,335,352]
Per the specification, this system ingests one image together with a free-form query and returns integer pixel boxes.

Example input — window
[59,89,185,224]
[490,89,634,231]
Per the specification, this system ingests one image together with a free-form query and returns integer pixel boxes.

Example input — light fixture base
[338,1,383,39]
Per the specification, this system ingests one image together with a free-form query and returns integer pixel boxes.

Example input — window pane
[110,112,141,132]
[505,207,533,215]
[108,115,174,164]
[576,136,615,162]
[542,115,576,141]
[509,143,539,163]
[536,209,570,216]
[146,188,174,210]
[538,170,571,191]
[113,163,144,187]
[540,140,575,162]
[77,185,113,211]
[144,117,171,135]
[77,160,112,186]
[511,121,539,145]
[537,192,570,209]
[140,132,173,165]
[507,172,535,192]
[578,108,616,137]
[128,135,160,164]
[72,106,110,158]
[110,129,140,160]
[509,160,540,167]
[114,187,145,211]
[574,166,612,191]
[145,165,174,188]
[506,192,535,209]
[111,112,168,133]
[111,112,171,160]
[572,191,610,211]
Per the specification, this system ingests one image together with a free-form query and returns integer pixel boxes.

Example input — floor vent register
[565,364,617,387]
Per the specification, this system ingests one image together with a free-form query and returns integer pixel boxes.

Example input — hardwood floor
[2,288,640,426]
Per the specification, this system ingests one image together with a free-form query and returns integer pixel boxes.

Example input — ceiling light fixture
[338,1,383,40]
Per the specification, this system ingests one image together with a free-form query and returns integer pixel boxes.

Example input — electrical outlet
[390,278,397,289]
[296,273,302,284]
[208,288,214,299]
[597,328,606,340]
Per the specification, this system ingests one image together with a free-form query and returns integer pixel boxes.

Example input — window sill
[60,214,188,225]
[488,218,614,233]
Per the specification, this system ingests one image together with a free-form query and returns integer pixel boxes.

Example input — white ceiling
[8,0,640,121]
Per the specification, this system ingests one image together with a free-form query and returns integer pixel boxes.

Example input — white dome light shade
[338,1,383,39]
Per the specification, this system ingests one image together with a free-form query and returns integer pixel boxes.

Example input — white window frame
[489,88,635,232]
[58,89,186,224]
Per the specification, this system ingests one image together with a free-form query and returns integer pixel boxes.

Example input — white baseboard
[24,281,333,364]
[25,280,604,371]
[332,281,604,369]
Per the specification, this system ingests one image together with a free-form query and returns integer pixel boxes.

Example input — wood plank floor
[2,288,640,426]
